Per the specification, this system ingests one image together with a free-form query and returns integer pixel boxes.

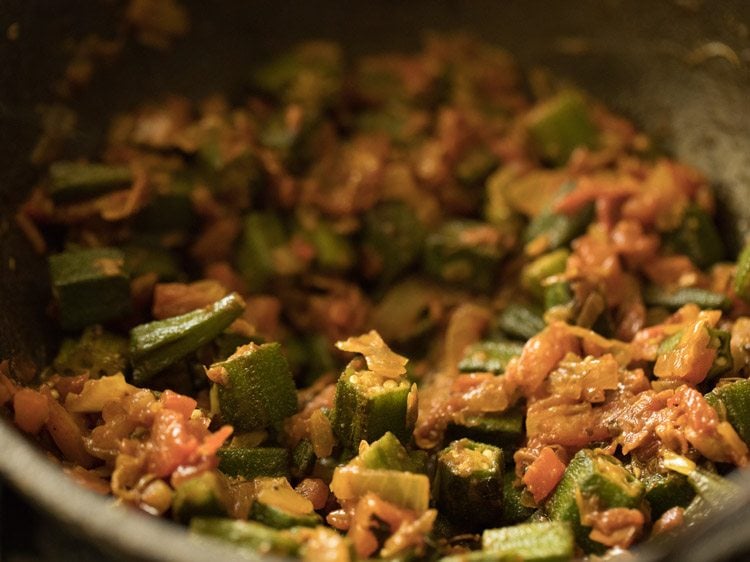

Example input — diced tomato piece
[523,446,566,504]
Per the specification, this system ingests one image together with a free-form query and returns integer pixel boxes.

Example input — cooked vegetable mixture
[6,35,750,560]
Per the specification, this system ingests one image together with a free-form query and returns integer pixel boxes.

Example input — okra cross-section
[172,471,230,524]
[436,439,504,529]
[546,449,644,553]
[209,342,297,432]
[48,161,132,203]
[331,366,416,451]
[217,447,290,479]
[129,293,245,384]
[49,247,132,330]
[482,520,575,562]
[706,379,750,445]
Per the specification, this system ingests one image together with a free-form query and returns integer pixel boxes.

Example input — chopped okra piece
[355,431,427,473]
[436,439,504,528]
[496,303,546,341]
[734,241,750,300]
[53,325,129,377]
[236,212,295,292]
[643,471,695,520]
[217,447,289,479]
[330,465,430,512]
[424,220,505,292]
[363,202,426,286]
[331,366,416,450]
[445,408,525,449]
[482,521,574,562]
[546,449,644,553]
[210,342,297,431]
[524,182,594,256]
[544,280,574,312]
[129,293,245,384]
[190,517,301,557]
[291,439,316,478]
[299,219,355,273]
[458,340,524,374]
[526,91,598,165]
[48,161,132,203]
[521,248,570,301]
[172,471,229,524]
[663,204,725,269]
[49,247,131,330]
[501,472,536,525]
[705,379,750,445]
[250,478,322,529]
[643,285,731,311]
[251,501,321,529]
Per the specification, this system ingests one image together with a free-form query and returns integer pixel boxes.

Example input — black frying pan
[1,1,750,560]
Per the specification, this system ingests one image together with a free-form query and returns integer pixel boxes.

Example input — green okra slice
[331,366,416,450]
[643,285,731,311]
[129,293,245,384]
[236,212,294,292]
[496,303,546,341]
[291,439,316,478]
[355,431,427,473]
[523,182,594,255]
[445,408,525,449]
[544,281,574,312]
[546,449,644,553]
[190,517,301,556]
[482,521,575,562]
[250,501,321,529]
[458,340,524,374]
[643,471,695,520]
[49,247,131,331]
[217,447,289,479]
[734,241,750,300]
[53,325,129,377]
[172,471,229,524]
[424,220,505,292]
[436,439,504,529]
[501,471,536,525]
[663,204,725,269]
[705,379,750,445]
[526,91,598,166]
[298,218,355,273]
[330,465,430,512]
[362,201,426,287]
[521,248,570,301]
[210,342,297,431]
[48,161,132,203]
